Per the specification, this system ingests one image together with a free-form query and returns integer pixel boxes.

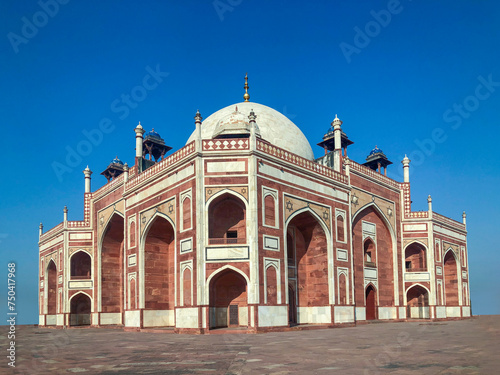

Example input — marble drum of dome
[186,102,314,161]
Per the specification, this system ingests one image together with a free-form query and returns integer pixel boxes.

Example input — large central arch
[286,209,329,325]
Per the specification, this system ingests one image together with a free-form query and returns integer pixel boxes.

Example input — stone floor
[4,315,499,374]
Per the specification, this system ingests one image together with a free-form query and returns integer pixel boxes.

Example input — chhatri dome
[186,75,314,160]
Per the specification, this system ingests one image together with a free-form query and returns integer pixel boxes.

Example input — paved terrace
[3,315,499,374]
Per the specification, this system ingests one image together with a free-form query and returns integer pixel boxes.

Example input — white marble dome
[186,102,314,160]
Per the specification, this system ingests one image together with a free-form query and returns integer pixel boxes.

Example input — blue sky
[0,0,499,324]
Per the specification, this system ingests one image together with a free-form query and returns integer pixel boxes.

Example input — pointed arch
[98,212,124,314]
[406,284,430,319]
[404,241,428,272]
[365,283,377,320]
[70,249,92,279]
[46,259,57,316]
[208,266,249,328]
[352,202,398,309]
[69,291,92,326]
[207,190,247,245]
[140,212,175,311]
[285,208,331,322]
[443,249,459,306]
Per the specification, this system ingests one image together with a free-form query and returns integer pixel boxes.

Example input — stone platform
[4,315,499,374]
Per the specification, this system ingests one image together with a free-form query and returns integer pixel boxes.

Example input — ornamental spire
[243,73,250,102]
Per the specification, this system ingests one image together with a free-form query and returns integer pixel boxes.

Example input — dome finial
[243,73,250,102]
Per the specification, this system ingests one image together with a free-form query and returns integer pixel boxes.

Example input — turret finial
[244,73,250,102]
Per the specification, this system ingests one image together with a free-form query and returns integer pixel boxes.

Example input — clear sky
[1,0,499,324]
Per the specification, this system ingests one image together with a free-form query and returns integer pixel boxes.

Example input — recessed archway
[70,251,92,279]
[144,215,175,311]
[406,285,429,319]
[70,293,92,326]
[208,192,246,245]
[286,209,328,324]
[100,213,124,314]
[47,260,57,316]
[365,284,377,320]
[405,242,427,272]
[444,250,459,306]
[209,269,248,328]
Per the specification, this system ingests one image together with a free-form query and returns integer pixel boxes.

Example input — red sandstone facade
[38,100,470,332]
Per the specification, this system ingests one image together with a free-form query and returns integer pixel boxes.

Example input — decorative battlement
[125,141,196,190]
[349,160,400,189]
[257,139,348,185]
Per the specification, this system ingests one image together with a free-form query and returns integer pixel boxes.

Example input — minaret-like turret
[83,166,92,193]
[363,146,393,175]
[402,155,410,183]
[39,222,43,239]
[195,109,203,152]
[316,114,353,171]
[135,122,145,159]
[63,206,68,222]
[463,211,467,228]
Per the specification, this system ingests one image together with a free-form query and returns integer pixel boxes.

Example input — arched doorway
[144,215,175,313]
[286,210,328,324]
[366,285,377,320]
[406,285,429,319]
[101,213,124,314]
[444,251,459,306]
[70,293,91,326]
[209,269,248,329]
[47,260,57,316]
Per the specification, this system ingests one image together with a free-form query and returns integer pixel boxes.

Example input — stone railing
[433,212,466,230]
[406,211,429,219]
[349,160,400,189]
[257,140,348,184]
[203,138,249,151]
[93,172,125,199]
[39,222,63,242]
[125,141,196,190]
